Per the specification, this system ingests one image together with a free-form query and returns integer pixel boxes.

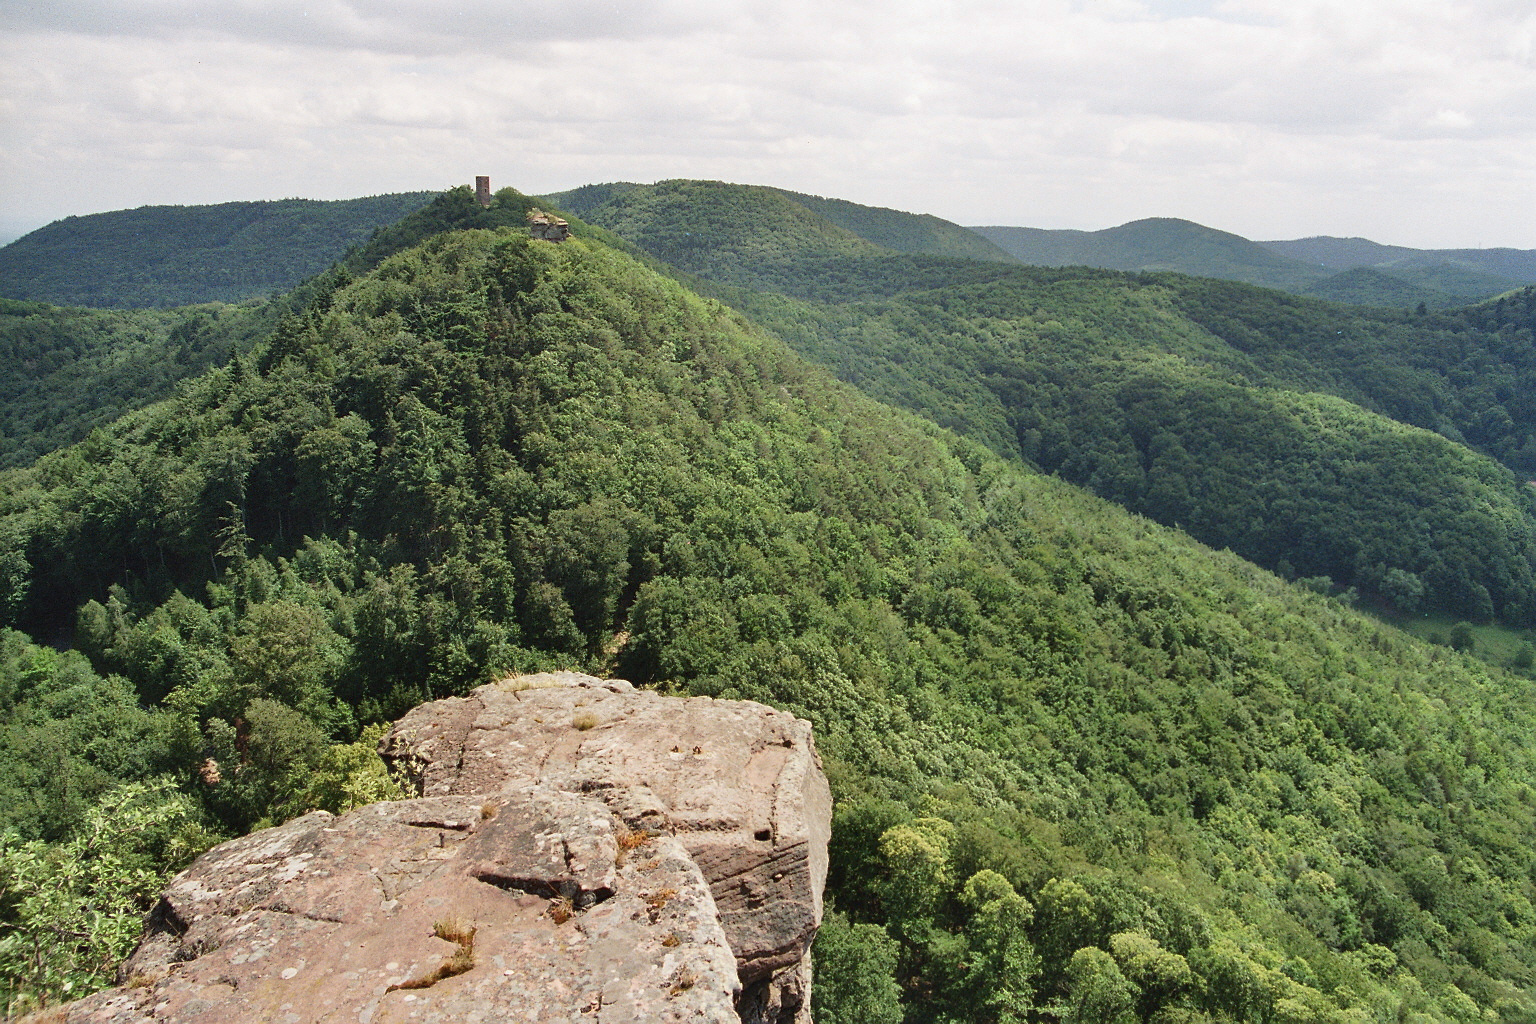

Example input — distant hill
[0,192,439,309]
[971,219,1534,306]
[546,180,1013,268]
[1262,235,1536,283]
[543,179,889,265]
[763,188,1017,262]
[971,218,1327,291]
[544,180,1025,302]
[1297,266,1464,309]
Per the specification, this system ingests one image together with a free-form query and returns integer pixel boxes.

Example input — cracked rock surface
[384,672,831,1022]
[47,674,829,1024]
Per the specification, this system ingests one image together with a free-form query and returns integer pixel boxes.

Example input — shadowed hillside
[564,181,1536,628]
[0,192,439,308]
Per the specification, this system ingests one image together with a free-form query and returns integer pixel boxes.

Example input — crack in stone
[401,818,474,832]
[260,905,349,924]
[470,867,615,909]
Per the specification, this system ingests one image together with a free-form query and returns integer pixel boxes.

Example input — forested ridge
[971,221,1530,308]
[563,181,1536,629]
[0,186,597,473]
[0,188,1533,1023]
[0,192,439,309]
[0,299,274,470]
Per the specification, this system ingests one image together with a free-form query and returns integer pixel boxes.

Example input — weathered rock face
[382,672,832,1022]
[48,674,830,1024]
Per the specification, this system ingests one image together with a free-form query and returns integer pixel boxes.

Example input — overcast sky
[2,0,1533,249]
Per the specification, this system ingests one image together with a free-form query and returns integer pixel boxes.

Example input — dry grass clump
[432,916,477,946]
[547,893,575,924]
[386,917,477,991]
[571,710,600,731]
[615,824,652,866]
[491,674,566,694]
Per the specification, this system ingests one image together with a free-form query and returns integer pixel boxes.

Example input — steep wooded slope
[0,192,438,308]
[565,182,1536,627]
[0,299,272,470]
[1,223,1534,1022]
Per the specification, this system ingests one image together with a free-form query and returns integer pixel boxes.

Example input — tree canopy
[1,222,1533,1020]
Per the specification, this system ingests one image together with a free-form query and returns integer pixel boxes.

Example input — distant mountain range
[4,183,1534,313]
[973,219,1536,307]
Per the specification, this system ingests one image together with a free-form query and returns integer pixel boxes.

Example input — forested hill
[973,220,1529,307]
[559,180,1536,629]
[972,219,1325,291]
[548,181,1017,264]
[2,205,1534,1022]
[0,192,438,309]
[762,187,1018,263]
[0,186,628,477]
[1262,235,1536,284]
[541,179,1023,297]
[9,180,1533,630]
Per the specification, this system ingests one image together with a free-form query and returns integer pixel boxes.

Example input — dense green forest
[549,181,1019,265]
[0,299,273,470]
[0,192,1534,1023]
[0,187,589,472]
[730,276,1536,626]
[0,192,438,309]
[561,182,1536,627]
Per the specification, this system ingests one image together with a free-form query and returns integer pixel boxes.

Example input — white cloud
[1,0,1533,248]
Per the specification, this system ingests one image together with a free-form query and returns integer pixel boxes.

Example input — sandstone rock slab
[382,673,832,1020]
[48,674,830,1024]
[51,790,740,1024]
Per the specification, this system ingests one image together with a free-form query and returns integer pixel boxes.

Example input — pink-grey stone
[382,672,832,1021]
[46,673,830,1024]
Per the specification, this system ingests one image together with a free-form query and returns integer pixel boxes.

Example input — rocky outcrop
[528,209,572,241]
[383,672,832,1022]
[47,673,830,1024]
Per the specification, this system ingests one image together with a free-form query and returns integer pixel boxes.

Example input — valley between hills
[1,182,1534,1023]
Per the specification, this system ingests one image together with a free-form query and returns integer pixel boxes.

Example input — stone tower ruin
[475,176,492,207]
